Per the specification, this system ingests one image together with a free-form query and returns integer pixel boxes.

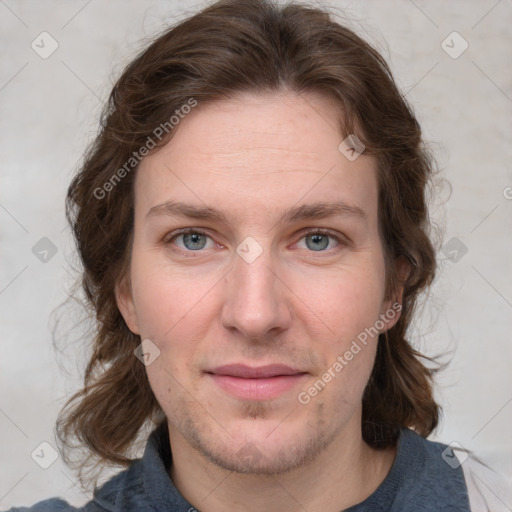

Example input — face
[117,90,402,474]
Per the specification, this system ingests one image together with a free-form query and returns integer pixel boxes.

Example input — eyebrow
[146,199,367,226]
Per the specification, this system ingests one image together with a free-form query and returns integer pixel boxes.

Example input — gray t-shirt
[7,424,471,511]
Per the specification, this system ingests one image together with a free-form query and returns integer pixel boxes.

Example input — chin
[201,430,334,475]
[177,404,341,475]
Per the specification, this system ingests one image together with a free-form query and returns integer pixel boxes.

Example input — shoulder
[4,461,145,512]
[396,429,471,506]
[387,429,512,511]
[4,422,180,512]
[4,497,96,511]
[355,428,472,511]
[405,431,512,511]
[460,454,512,512]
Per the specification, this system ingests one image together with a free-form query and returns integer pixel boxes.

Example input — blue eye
[298,231,340,252]
[182,232,208,250]
[169,230,214,252]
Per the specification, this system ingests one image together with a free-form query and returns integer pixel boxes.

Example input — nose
[220,245,292,341]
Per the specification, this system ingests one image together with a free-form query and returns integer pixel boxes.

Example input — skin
[116,89,406,511]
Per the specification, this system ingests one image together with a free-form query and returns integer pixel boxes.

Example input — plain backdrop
[1,0,511,508]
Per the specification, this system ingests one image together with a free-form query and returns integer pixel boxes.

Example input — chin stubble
[174,401,340,475]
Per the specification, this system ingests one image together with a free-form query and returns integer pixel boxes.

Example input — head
[59,0,439,484]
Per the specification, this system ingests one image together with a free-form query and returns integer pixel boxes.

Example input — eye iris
[183,233,207,250]
[306,234,329,251]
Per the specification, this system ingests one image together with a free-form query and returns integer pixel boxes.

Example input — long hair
[58,0,440,486]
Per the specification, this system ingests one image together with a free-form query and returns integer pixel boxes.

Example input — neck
[168,420,397,512]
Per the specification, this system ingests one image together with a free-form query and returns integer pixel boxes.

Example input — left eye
[296,232,340,252]
[172,231,215,251]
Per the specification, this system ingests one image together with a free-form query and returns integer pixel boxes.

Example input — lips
[206,364,307,400]
[208,364,304,378]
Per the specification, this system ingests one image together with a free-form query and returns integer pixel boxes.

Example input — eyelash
[163,228,346,258]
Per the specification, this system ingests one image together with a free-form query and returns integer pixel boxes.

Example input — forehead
[135,90,379,228]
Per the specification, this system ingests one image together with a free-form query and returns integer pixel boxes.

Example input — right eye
[164,228,219,256]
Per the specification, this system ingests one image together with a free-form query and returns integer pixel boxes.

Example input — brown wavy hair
[57,0,440,486]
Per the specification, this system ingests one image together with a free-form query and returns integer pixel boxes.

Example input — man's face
[117,90,400,474]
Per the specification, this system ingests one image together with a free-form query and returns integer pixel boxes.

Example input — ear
[115,274,141,335]
[380,256,411,332]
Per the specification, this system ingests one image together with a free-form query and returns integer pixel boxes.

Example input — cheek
[301,326,378,413]
[299,257,386,338]
[129,251,218,340]
[129,254,218,393]
[298,261,385,400]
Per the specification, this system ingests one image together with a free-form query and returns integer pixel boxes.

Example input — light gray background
[1,0,511,508]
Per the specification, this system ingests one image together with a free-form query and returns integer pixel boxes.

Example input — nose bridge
[221,241,290,339]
